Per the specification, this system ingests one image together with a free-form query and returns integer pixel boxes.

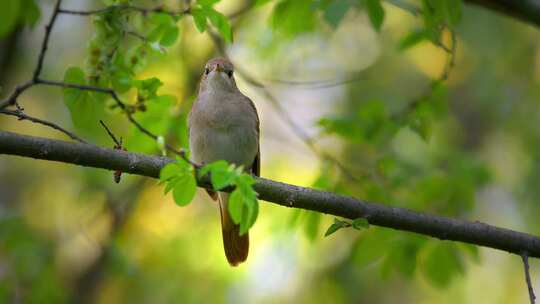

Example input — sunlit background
[1,0,539,303]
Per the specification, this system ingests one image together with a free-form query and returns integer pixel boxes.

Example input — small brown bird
[188,58,260,266]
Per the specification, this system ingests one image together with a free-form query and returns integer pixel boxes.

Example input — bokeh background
[0,0,539,303]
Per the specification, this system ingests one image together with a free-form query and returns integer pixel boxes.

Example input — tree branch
[1,130,540,258]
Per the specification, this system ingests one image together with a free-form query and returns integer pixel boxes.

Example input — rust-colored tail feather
[218,193,249,266]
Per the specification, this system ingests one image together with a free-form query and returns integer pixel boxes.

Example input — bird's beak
[214,64,224,73]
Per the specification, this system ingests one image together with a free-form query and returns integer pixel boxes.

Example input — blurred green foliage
[0,0,39,38]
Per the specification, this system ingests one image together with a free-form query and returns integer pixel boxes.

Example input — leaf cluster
[160,160,259,235]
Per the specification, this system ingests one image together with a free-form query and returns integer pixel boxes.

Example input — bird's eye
[204,67,210,75]
[226,70,233,78]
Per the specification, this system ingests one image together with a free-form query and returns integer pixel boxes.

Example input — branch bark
[1,130,540,258]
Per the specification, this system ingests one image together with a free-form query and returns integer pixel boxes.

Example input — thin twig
[0,109,86,143]
[36,79,119,96]
[522,252,537,304]
[440,30,457,81]
[99,120,126,183]
[33,0,63,81]
[58,5,190,17]
[263,74,366,89]
[0,81,35,109]
[99,120,121,147]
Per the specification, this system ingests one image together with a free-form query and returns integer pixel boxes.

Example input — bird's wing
[243,95,260,177]
[188,97,219,200]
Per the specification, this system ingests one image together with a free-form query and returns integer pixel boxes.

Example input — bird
[188,57,260,266]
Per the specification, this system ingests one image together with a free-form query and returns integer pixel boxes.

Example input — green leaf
[191,8,207,33]
[102,0,129,5]
[312,168,333,190]
[63,67,87,102]
[172,174,197,206]
[324,222,342,237]
[199,160,258,233]
[255,0,273,6]
[200,160,236,190]
[243,198,259,232]
[163,177,180,194]
[399,29,427,51]
[324,218,349,237]
[160,159,197,206]
[228,189,244,224]
[62,67,104,130]
[365,0,385,31]
[353,229,392,267]
[422,242,464,288]
[407,107,431,141]
[111,69,132,93]
[458,243,480,263]
[20,0,40,26]
[288,209,303,228]
[352,218,370,230]
[421,0,445,42]
[124,44,149,74]
[160,163,181,182]
[236,173,256,189]
[323,0,354,28]
[380,236,424,278]
[132,77,163,101]
[160,26,179,47]
[239,197,258,235]
[425,81,449,117]
[318,117,360,140]
[227,171,258,234]
[149,13,175,26]
[197,0,221,5]
[443,0,462,27]
[145,13,179,47]
[204,7,233,42]
[0,1,20,38]
[271,0,316,36]
[304,211,321,240]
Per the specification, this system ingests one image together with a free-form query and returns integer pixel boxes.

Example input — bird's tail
[218,192,249,266]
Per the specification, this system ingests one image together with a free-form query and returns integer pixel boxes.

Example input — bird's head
[199,57,237,93]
